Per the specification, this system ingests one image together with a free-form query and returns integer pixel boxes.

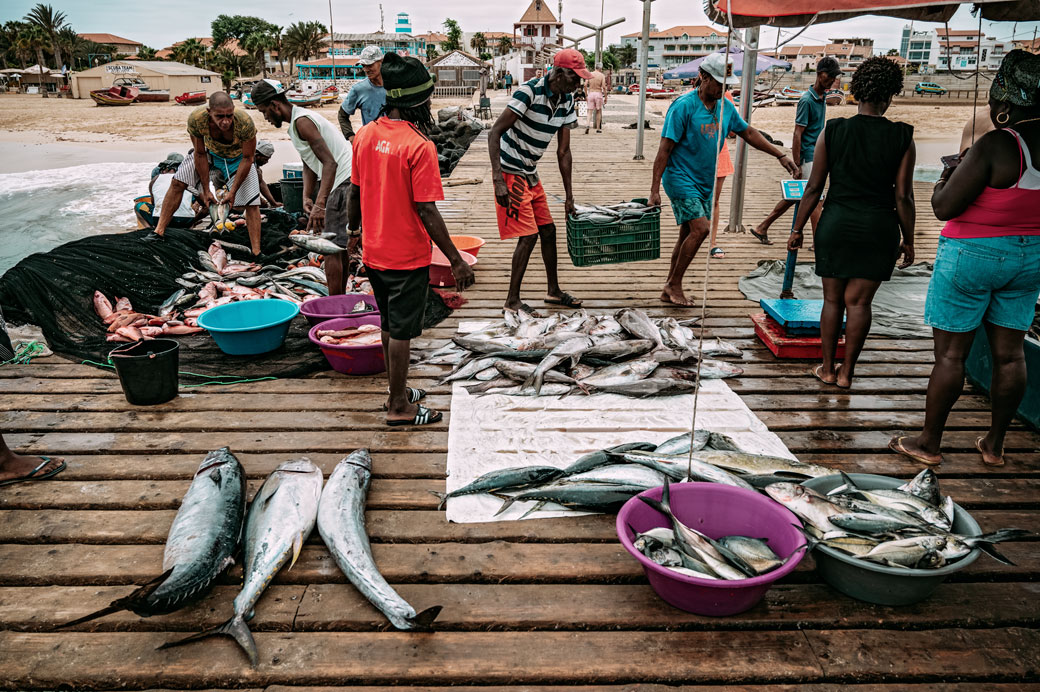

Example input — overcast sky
[3,0,1037,55]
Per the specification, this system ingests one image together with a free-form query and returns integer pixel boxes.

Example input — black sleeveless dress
[814,115,914,282]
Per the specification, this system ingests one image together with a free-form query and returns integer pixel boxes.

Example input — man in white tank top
[251,79,354,294]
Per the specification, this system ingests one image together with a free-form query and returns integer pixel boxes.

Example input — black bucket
[109,338,180,406]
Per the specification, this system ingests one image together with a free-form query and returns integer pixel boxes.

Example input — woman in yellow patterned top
[152,92,264,254]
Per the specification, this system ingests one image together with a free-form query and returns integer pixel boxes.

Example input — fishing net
[738,260,934,337]
[0,210,454,378]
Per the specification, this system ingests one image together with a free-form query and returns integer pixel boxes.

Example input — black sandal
[386,404,443,427]
[544,292,583,308]
[381,387,426,411]
[749,228,773,245]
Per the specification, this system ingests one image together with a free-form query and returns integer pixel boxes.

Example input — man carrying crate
[649,53,798,306]
[488,48,591,315]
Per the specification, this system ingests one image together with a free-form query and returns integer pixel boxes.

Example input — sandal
[833,364,851,390]
[810,364,836,386]
[544,292,583,308]
[888,435,943,467]
[0,457,67,488]
[975,436,1005,467]
[710,247,725,259]
[387,404,443,427]
[749,228,773,245]
[381,387,426,411]
[505,303,542,318]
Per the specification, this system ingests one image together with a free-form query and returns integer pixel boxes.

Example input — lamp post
[633,0,653,160]
[559,31,596,50]
[572,16,625,70]
[725,27,760,233]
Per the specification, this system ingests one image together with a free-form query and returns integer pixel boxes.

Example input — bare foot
[660,286,696,307]
[0,452,65,484]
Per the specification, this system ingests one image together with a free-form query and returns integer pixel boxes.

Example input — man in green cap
[348,52,474,427]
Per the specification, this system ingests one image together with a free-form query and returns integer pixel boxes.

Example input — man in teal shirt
[338,45,387,142]
[650,53,797,306]
[752,57,842,244]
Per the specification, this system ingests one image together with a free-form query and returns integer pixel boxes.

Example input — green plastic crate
[566,198,661,267]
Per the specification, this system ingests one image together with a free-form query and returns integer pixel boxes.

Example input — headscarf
[990,49,1040,108]
[381,52,435,109]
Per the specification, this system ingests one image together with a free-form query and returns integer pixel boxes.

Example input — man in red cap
[488,48,590,315]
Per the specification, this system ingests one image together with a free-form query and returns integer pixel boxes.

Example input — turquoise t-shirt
[661,89,748,201]
[794,88,826,163]
[340,79,386,126]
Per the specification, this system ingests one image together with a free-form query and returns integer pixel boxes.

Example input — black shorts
[322,180,351,247]
[367,266,430,340]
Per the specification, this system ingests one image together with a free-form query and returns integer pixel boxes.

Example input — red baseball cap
[553,48,593,79]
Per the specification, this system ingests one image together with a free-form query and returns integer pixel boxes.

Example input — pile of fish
[629,478,804,580]
[766,470,1032,570]
[62,448,439,667]
[425,307,745,398]
[571,200,661,225]
[315,322,382,346]
[94,292,206,342]
[435,430,834,519]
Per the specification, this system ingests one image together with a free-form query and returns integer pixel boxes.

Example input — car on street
[914,82,947,95]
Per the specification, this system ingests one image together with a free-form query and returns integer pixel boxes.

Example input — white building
[900,26,1010,72]
[620,25,728,69]
[513,0,562,63]
[763,45,824,73]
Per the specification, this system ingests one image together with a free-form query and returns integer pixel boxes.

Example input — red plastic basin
[449,235,486,257]
[616,483,807,616]
[307,315,385,375]
[300,293,379,328]
[429,248,477,288]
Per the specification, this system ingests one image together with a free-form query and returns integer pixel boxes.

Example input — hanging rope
[0,341,46,366]
[81,358,278,388]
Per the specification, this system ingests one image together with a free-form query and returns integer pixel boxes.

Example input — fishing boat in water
[113,76,169,102]
[175,90,207,105]
[90,85,138,106]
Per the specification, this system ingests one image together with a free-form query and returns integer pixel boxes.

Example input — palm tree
[242,31,274,77]
[0,21,28,69]
[55,26,82,67]
[283,21,326,71]
[471,32,487,57]
[269,25,285,74]
[138,46,157,60]
[212,46,249,82]
[23,3,66,69]
[19,25,50,96]
[426,44,439,62]
[496,36,512,56]
[617,43,637,68]
[172,38,206,68]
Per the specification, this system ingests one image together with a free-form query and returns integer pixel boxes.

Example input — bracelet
[791,229,803,234]
[348,229,361,237]
[312,204,326,211]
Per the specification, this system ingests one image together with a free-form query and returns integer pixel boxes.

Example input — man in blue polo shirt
[338,45,387,142]
[751,57,842,244]
[650,53,798,306]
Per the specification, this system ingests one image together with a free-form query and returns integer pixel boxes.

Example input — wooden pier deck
[1,113,1039,689]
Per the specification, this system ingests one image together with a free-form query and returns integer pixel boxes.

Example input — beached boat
[241,92,256,109]
[781,86,803,98]
[113,76,169,102]
[287,92,322,108]
[90,85,138,106]
[825,88,846,106]
[175,90,207,106]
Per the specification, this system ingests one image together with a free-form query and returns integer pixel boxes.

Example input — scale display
[781,179,806,201]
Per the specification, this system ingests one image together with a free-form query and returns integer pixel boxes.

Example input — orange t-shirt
[352,117,444,271]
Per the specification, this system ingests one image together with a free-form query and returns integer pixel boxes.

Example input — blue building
[395,13,412,34]
[323,32,426,59]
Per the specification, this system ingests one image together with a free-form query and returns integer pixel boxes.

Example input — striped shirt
[500,76,577,177]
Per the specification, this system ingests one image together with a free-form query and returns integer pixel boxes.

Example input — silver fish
[898,468,942,507]
[159,458,323,666]
[319,450,441,630]
[158,289,187,317]
[196,250,219,274]
[765,482,846,535]
[583,339,656,362]
[60,448,245,627]
[591,378,698,398]
[580,358,659,387]
[493,360,582,388]
[616,308,664,348]
[442,356,502,384]
[495,482,647,516]
[290,233,345,255]
[526,336,595,393]
[434,464,565,509]
[653,430,711,455]
[588,316,624,336]
[716,535,789,575]
[692,451,834,479]
[618,450,755,490]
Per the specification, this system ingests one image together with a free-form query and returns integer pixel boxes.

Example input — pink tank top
[942,128,1040,239]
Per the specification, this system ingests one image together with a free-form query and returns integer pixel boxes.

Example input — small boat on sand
[175,90,207,106]
[113,76,169,102]
[287,92,322,108]
[90,85,138,106]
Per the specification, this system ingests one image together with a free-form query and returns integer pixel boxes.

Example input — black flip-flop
[749,228,774,245]
[505,304,542,318]
[381,387,427,411]
[710,247,725,259]
[0,457,66,488]
[386,404,443,427]
[544,292,583,308]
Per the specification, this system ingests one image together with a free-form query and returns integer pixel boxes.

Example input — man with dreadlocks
[347,52,474,427]
[251,79,353,295]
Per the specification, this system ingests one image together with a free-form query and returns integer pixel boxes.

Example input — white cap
[700,52,739,86]
[256,140,274,158]
[359,45,384,66]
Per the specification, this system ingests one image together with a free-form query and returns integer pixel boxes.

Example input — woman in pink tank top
[892,50,1040,468]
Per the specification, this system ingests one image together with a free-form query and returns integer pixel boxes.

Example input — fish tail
[518,499,548,519]
[157,613,258,667]
[660,476,672,514]
[976,542,1016,566]
[429,490,448,510]
[58,567,173,628]
[493,495,518,516]
[636,494,669,517]
[975,528,1032,544]
[408,605,443,631]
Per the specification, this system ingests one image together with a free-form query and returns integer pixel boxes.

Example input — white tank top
[152,173,194,218]
[289,106,353,190]
[1008,129,1040,190]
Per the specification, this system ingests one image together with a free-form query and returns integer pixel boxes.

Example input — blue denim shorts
[924,235,1040,333]
[668,195,711,225]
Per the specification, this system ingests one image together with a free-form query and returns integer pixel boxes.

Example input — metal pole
[573,17,624,72]
[633,0,653,160]
[328,0,336,87]
[725,27,759,233]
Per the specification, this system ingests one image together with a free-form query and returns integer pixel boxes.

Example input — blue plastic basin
[197,299,300,355]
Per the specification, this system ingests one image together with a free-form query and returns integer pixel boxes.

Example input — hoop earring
[996,112,1010,125]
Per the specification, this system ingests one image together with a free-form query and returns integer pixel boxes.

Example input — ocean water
[0,162,153,275]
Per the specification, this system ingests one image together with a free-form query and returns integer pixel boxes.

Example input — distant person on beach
[790,57,916,390]
[489,48,590,315]
[253,140,281,208]
[585,68,606,134]
[892,50,1040,468]
[347,52,473,426]
[650,53,798,306]
[752,57,843,245]
[153,92,264,255]
[252,81,353,296]
[339,45,386,143]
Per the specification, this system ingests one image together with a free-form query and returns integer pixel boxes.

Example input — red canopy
[708,0,1040,27]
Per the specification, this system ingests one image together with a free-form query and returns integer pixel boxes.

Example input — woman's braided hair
[850,56,904,104]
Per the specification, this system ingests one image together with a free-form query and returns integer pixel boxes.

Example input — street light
[633,0,653,160]
[572,16,625,70]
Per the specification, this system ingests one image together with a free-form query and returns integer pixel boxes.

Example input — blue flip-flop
[0,457,66,487]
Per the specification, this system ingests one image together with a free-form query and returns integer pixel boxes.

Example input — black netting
[0,210,454,378]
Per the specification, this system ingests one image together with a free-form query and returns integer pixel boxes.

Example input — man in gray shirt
[338,45,387,142]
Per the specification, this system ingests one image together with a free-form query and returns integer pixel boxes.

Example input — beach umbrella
[23,64,51,75]
[707,0,1039,27]
[663,47,790,80]
[0,68,24,74]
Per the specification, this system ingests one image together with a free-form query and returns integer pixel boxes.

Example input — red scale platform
[752,313,846,360]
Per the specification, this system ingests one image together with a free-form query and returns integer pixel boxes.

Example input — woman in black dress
[789,57,916,389]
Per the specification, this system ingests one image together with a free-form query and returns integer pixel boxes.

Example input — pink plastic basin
[307,315,385,375]
[429,248,477,287]
[450,235,486,257]
[616,483,807,616]
[300,293,379,328]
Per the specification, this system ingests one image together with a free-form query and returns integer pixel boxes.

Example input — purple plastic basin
[307,315,385,375]
[616,483,807,616]
[300,293,379,328]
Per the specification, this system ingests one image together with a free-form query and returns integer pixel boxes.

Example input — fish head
[630,359,660,376]
[339,449,372,471]
[763,482,803,504]
[195,447,240,477]
[275,457,321,476]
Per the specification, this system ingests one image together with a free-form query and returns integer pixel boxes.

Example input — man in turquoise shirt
[650,53,797,306]
[752,57,842,244]
[338,45,387,142]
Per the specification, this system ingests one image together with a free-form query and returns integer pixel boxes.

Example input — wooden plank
[3,583,1038,633]
[262,686,1040,692]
